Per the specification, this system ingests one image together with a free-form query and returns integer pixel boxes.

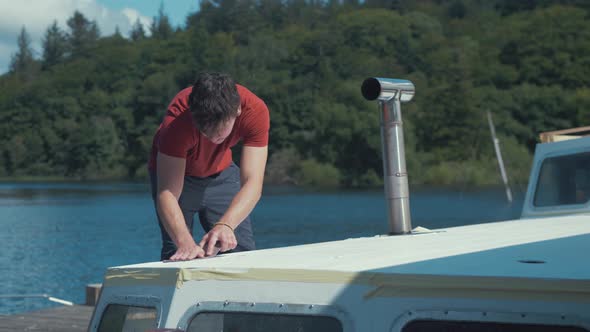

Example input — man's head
[189,72,241,144]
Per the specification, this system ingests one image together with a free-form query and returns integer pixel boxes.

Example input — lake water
[0,182,524,315]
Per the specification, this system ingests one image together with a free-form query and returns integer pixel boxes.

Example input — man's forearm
[218,179,262,229]
[156,191,193,246]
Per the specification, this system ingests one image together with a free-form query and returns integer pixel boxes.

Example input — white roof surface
[119,215,590,281]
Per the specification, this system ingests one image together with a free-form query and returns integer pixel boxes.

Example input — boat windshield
[187,312,342,332]
[534,152,590,207]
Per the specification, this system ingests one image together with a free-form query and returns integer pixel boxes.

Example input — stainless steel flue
[361,77,415,235]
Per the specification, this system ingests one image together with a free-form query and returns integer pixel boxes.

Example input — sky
[0,0,200,74]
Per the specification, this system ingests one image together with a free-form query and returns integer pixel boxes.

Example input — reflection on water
[0,182,523,315]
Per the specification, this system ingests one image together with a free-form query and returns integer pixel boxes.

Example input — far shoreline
[0,176,525,194]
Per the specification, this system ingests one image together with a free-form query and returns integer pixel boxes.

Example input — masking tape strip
[104,268,180,287]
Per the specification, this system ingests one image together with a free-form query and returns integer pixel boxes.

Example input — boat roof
[114,215,590,281]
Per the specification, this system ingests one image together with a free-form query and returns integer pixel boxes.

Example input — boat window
[187,312,343,332]
[534,152,590,207]
[402,320,588,332]
[97,304,157,332]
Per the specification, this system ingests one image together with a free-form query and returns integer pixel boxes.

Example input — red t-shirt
[148,84,270,177]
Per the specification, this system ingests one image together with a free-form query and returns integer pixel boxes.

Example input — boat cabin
[88,81,590,332]
[88,214,590,332]
[522,127,590,218]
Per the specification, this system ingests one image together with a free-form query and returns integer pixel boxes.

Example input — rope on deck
[0,294,74,306]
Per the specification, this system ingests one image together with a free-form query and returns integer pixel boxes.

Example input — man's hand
[199,224,237,256]
[169,238,205,261]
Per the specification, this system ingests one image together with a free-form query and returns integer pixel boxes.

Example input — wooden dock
[0,305,93,332]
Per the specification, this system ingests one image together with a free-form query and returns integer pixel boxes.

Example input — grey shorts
[150,163,256,260]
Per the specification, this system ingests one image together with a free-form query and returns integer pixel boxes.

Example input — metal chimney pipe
[361,77,415,235]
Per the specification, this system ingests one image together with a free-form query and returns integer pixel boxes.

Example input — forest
[1,0,589,188]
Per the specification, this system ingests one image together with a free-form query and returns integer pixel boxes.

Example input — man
[148,72,269,261]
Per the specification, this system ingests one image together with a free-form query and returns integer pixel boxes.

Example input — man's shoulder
[176,86,193,99]
[172,87,193,106]
[160,108,194,138]
[237,84,267,109]
[235,85,269,146]
[166,87,193,118]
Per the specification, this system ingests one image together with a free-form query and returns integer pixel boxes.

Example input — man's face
[201,107,241,144]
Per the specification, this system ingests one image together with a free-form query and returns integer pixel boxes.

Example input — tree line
[1,0,589,188]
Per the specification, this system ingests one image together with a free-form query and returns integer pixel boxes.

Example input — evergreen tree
[150,3,173,39]
[257,0,285,28]
[364,0,409,11]
[67,11,100,57]
[448,0,467,19]
[130,18,146,41]
[42,21,68,69]
[113,26,122,38]
[9,26,36,78]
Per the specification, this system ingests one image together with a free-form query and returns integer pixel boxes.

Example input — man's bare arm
[156,152,205,260]
[199,145,268,255]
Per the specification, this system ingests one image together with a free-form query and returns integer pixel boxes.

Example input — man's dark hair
[189,72,240,133]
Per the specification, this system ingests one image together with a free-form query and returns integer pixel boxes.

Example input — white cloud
[0,0,152,74]
[122,8,152,30]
